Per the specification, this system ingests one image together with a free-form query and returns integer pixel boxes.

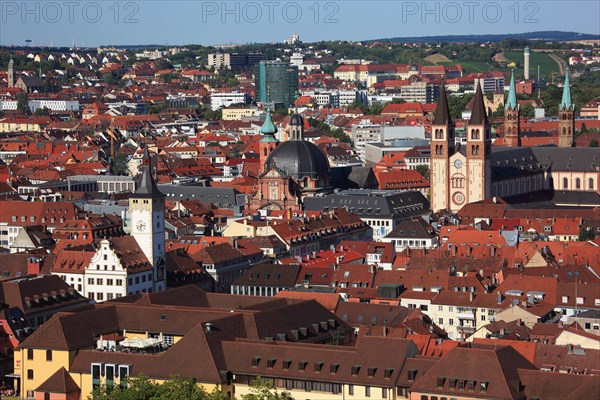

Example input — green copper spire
[560,69,573,111]
[259,108,279,142]
[505,70,518,111]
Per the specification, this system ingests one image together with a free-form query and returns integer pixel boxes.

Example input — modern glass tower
[254,61,299,107]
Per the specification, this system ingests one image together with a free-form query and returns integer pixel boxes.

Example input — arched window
[576,178,581,189]
[563,177,568,189]
[589,178,594,190]
[562,127,566,135]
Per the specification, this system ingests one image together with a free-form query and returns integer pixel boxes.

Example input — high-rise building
[524,47,530,80]
[207,53,263,69]
[7,57,14,88]
[254,61,299,107]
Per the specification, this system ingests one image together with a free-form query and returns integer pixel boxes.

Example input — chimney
[27,257,42,275]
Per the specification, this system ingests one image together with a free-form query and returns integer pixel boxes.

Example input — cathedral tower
[430,84,455,212]
[504,70,521,147]
[466,83,492,204]
[558,69,575,148]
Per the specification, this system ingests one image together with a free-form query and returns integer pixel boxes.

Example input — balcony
[457,312,475,320]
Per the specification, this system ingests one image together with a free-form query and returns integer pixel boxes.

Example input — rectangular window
[46,349,52,361]
[27,348,33,360]
[27,369,33,380]
[88,278,94,285]
[349,385,354,396]
[97,279,103,285]
[365,386,370,397]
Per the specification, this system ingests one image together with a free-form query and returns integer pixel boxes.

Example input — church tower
[289,112,304,140]
[129,148,166,292]
[430,84,455,212]
[259,108,279,170]
[466,83,492,204]
[504,70,521,147]
[558,69,575,148]
[8,57,14,88]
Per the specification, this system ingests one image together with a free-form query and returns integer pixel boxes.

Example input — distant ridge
[368,31,600,43]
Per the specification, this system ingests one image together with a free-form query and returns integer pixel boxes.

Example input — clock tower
[129,148,166,291]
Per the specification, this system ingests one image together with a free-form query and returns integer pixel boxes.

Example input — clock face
[136,221,147,232]
[454,159,463,169]
[452,192,466,205]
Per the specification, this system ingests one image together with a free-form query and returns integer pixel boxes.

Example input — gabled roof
[35,367,80,394]
[410,346,537,399]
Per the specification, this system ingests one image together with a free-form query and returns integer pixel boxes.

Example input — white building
[0,99,79,112]
[210,91,249,110]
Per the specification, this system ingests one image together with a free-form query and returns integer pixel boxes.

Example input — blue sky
[0,1,599,47]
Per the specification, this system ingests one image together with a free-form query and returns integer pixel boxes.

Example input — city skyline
[0,1,598,47]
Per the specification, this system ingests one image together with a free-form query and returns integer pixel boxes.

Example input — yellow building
[13,285,358,399]
[222,106,258,121]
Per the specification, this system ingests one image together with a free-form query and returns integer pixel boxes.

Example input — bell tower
[430,84,455,212]
[504,70,521,147]
[466,83,492,204]
[129,148,166,292]
[558,69,575,148]
[259,108,279,171]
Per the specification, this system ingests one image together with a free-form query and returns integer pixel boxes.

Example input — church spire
[560,69,573,111]
[469,82,489,125]
[135,146,163,198]
[433,84,452,125]
[259,108,279,142]
[505,70,518,111]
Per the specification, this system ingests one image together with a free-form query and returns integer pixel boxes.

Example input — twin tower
[430,70,575,212]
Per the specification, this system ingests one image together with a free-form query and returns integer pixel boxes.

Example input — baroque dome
[264,140,330,180]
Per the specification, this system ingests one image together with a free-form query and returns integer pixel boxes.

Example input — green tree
[579,226,596,241]
[90,374,229,400]
[447,93,473,120]
[580,122,588,133]
[17,92,31,115]
[590,139,598,147]
[390,98,406,104]
[112,153,129,176]
[34,107,50,116]
[416,164,430,181]
[521,103,535,119]
[241,378,294,400]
